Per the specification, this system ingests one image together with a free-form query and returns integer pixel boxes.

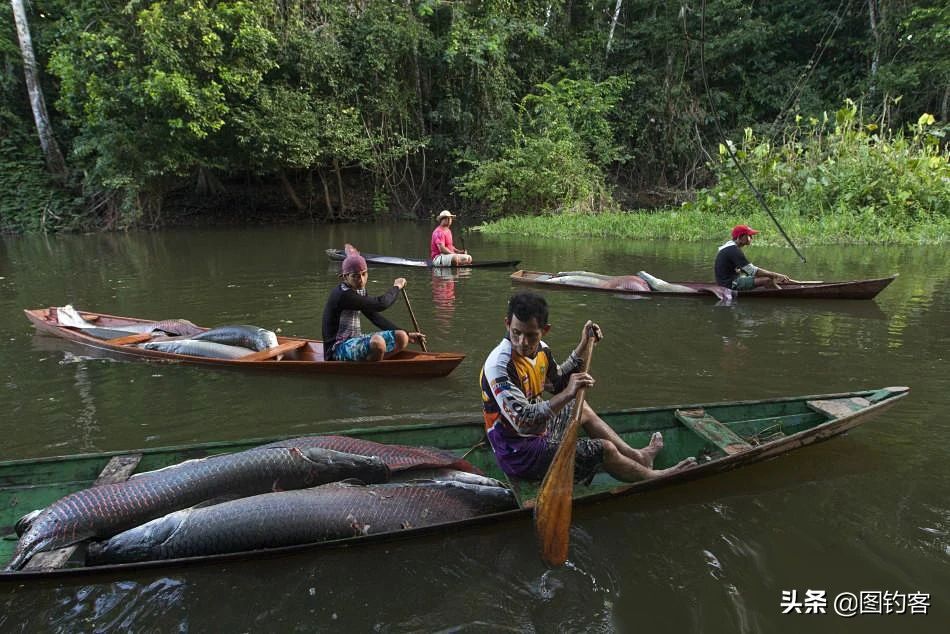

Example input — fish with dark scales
[259,436,482,474]
[5,447,389,570]
[87,480,517,564]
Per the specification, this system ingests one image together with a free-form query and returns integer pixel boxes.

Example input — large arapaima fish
[192,325,278,352]
[260,436,482,474]
[87,480,517,564]
[6,447,388,570]
[140,339,256,359]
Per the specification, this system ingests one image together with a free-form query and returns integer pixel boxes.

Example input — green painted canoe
[0,386,908,579]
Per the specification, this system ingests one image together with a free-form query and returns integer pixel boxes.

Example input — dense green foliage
[1,0,947,233]
[675,100,949,242]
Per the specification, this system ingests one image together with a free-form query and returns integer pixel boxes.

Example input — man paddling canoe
[322,252,426,361]
[715,224,791,291]
[430,210,473,267]
[479,291,696,482]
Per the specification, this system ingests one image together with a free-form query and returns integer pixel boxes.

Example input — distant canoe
[510,270,898,300]
[0,386,908,578]
[24,308,464,377]
[326,249,520,269]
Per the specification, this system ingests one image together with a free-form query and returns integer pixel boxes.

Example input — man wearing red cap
[430,210,473,267]
[322,252,426,361]
[714,225,790,290]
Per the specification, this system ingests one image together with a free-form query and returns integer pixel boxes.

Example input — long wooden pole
[401,288,428,352]
[534,331,596,566]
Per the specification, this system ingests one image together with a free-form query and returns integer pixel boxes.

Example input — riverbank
[476,208,950,245]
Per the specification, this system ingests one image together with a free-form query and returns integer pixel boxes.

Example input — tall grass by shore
[477,207,948,245]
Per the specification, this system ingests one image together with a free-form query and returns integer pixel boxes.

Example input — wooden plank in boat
[238,340,307,362]
[675,409,752,455]
[105,333,152,346]
[23,453,142,571]
[807,397,871,419]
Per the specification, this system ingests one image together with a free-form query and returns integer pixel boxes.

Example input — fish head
[260,330,279,349]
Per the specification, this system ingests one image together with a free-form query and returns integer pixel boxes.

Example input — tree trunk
[278,169,305,211]
[606,0,623,58]
[867,0,881,104]
[317,167,334,219]
[10,0,68,181]
[333,158,347,218]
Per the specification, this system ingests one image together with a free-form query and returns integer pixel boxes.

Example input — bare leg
[366,334,387,361]
[382,330,409,359]
[600,442,697,482]
[579,403,697,478]
[454,253,473,265]
[578,403,655,467]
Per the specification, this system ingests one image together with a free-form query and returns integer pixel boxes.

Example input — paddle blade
[534,422,581,567]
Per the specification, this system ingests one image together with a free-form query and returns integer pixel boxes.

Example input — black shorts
[536,402,605,483]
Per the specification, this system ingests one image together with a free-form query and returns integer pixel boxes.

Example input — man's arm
[365,310,400,332]
[338,286,400,313]
[753,267,790,283]
[484,352,563,435]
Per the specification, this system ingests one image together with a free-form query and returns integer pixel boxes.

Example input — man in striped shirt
[480,291,696,482]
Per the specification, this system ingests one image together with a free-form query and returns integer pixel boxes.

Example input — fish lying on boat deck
[5,447,389,571]
[389,468,507,488]
[260,436,483,474]
[193,325,278,352]
[87,480,517,564]
[140,339,256,359]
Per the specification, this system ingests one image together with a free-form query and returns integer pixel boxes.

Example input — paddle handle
[534,328,596,566]
[401,288,428,352]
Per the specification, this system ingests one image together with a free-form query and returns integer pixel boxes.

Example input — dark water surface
[0,224,947,632]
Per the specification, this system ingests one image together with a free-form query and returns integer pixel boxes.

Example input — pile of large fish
[5,437,514,570]
[55,306,280,360]
[139,324,279,359]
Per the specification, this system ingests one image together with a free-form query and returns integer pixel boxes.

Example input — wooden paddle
[401,287,429,352]
[534,327,597,567]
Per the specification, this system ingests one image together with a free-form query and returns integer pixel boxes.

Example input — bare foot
[647,456,698,479]
[640,431,664,468]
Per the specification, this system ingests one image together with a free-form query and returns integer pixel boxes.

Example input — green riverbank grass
[477,208,949,246]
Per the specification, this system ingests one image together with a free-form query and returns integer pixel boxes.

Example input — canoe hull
[510,270,897,300]
[24,309,464,377]
[326,249,519,269]
[0,386,908,579]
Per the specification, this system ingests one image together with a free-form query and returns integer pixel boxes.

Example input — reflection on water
[1,226,949,631]
[72,361,99,453]
[430,267,472,331]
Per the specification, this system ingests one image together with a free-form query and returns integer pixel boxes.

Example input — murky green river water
[0,224,947,632]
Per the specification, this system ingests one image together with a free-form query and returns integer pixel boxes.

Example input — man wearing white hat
[430,210,473,267]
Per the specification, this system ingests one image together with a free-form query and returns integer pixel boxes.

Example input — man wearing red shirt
[430,210,473,267]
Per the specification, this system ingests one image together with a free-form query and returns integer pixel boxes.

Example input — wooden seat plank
[238,340,306,362]
[23,453,143,571]
[675,409,752,455]
[105,332,153,346]
[806,397,871,419]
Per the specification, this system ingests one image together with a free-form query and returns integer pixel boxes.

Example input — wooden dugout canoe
[326,248,520,269]
[0,386,908,579]
[23,308,464,377]
[511,270,898,300]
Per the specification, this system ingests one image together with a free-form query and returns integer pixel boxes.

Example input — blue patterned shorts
[333,331,398,361]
